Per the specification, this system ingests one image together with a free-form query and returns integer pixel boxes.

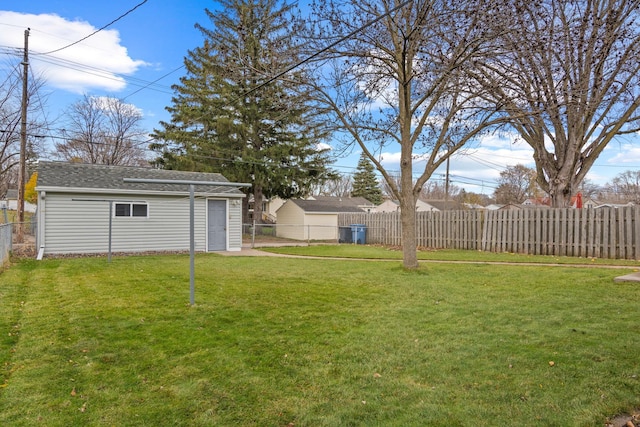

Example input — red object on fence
[576,192,583,209]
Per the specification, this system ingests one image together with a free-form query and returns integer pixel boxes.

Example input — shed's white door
[207,200,227,251]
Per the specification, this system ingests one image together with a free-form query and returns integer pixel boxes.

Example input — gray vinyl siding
[42,193,208,255]
[227,200,242,250]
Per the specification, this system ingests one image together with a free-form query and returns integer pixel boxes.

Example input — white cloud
[372,131,536,194]
[0,11,147,93]
[317,142,332,151]
[91,96,143,116]
[604,142,640,164]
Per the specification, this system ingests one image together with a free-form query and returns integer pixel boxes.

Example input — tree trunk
[547,179,573,208]
[399,144,418,269]
[253,186,264,225]
[400,194,418,269]
[242,196,250,224]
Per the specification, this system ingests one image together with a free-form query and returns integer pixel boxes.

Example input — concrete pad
[614,272,640,282]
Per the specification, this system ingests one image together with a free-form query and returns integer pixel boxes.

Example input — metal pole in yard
[121,178,250,306]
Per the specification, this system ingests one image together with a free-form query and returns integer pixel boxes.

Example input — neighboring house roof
[311,196,375,208]
[373,199,438,212]
[0,199,37,213]
[522,197,551,206]
[372,200,400,212]
[485,204,504,210]
[2,188,36,212]
[36,161,245,196]
[422,199,464,211]
[595,202,635,209]
[498,203,523,210]
[283,197,371,213]
[4,189,18,200]
[464,203,486,210]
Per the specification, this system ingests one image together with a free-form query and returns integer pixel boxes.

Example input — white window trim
[114,202,149,218]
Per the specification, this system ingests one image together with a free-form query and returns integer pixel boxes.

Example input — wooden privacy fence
[339,206,640,260]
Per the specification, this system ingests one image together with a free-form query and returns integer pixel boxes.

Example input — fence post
[252,220,256,248]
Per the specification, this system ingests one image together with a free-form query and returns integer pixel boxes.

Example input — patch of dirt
[11,242,36,259]
[605,409,640,427]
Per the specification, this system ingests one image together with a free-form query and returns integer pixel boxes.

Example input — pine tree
[351,153,383,205]
[151,0,335,222]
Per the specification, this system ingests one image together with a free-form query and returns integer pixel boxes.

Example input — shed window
[115,202,148,218]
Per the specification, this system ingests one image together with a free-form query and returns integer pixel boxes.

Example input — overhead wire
[3,2,632,193]
[31,54,175,95]
[3,44,176,96]
[39,0,149,55]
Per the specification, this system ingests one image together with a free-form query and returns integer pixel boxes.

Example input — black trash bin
[350,224,367,244]
[338,226,353,243]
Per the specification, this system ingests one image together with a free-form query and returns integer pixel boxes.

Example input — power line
[3,45,176,96]
[242,0,414,98]
[30,53,174,95]
[122,65,184,101]
[39,0,149,55]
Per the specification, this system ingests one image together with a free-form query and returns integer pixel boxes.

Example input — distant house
[522,195,601,209]
[247,195,286,223]
[373,199,438,212]
[570,195,599,209]
[464,203,486,210]
[594,202,635,209]
[35,161,246,257]
[485,204,505,211]
[263,197,286,222]
[276,196,373,241]
[0,188,37,213]
[422,199,465,211]
[522,197,552,207]
[498,203,523,211]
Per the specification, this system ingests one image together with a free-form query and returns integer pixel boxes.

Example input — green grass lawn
[1,253,639,426]
[263,244,640,267]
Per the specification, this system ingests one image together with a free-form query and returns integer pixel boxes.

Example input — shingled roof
[36,161,245,196]
[288,197,373,213]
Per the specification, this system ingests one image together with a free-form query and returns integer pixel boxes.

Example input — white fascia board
[35,186,245,198]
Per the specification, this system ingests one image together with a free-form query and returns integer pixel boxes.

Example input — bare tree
[493,164,539,204]
[604,170,640,204]
[311,173,353,197]
[472,0,640,207]
[55,95,149,166]
[420,180,461,201]
[306,0,506,268]
[381,173,402,200]
[0,60,46,197]
[576,178,600,200]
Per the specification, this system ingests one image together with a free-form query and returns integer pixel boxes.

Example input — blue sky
[1,0,639,196]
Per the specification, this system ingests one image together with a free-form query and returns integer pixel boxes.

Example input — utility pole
[444,156,450,205]
[17,28,29,243]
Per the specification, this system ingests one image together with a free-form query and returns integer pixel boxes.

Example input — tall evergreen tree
[351,153,383,205]
[151,0,335,222]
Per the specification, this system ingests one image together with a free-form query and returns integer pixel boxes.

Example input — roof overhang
[35,186,246,198]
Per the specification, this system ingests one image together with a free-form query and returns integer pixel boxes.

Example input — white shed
[35,161,246,256]
[276,197,372,241]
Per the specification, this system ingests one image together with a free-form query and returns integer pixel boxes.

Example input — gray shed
[35,161,245,256]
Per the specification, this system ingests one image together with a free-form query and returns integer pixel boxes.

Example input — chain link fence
[242,222,374,248]
[0,223,12,266]
[1,206,37,262]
